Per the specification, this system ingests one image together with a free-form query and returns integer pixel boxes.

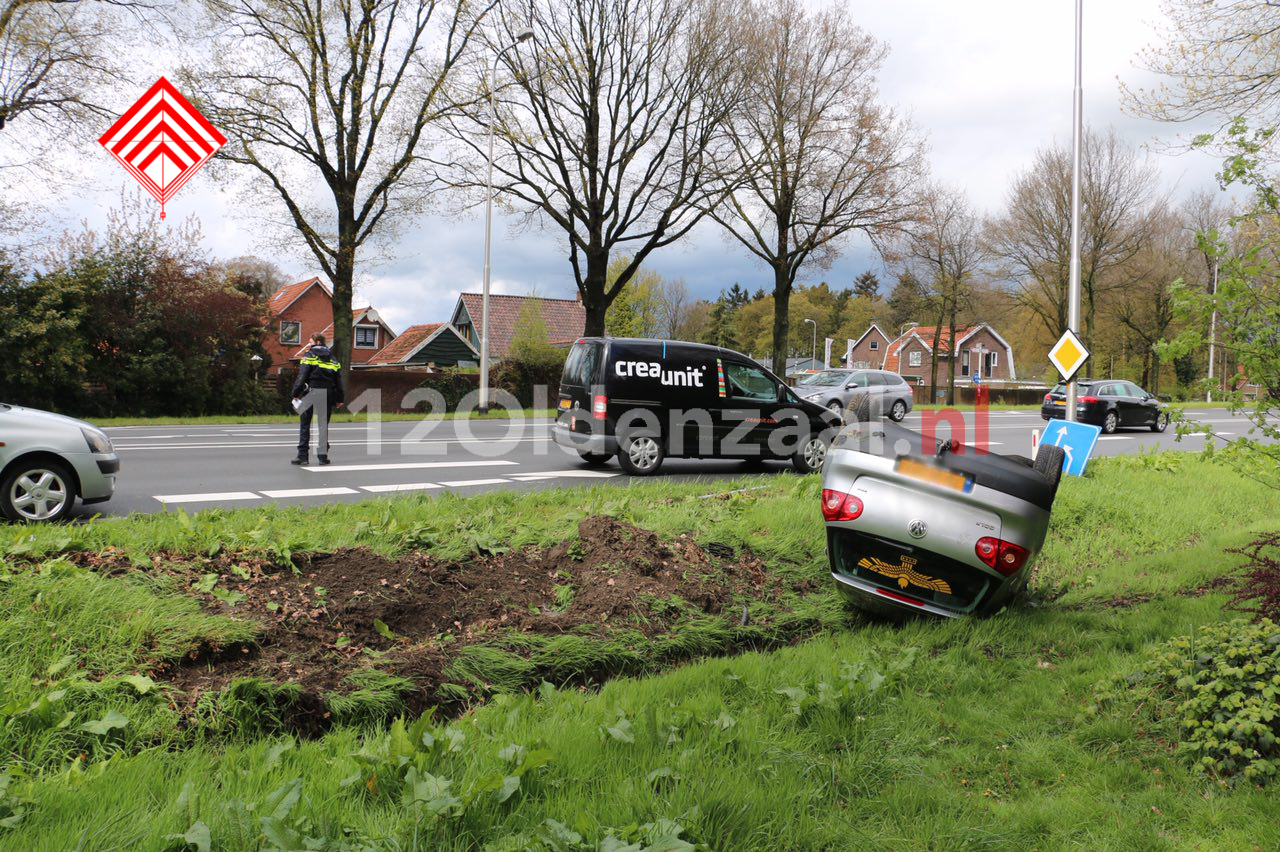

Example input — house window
[280,320,301,345]
[869,340,879,350]
[962,351,972,377]
[988,351,998,375]
[355,325,379,349]
[908,350,922,368]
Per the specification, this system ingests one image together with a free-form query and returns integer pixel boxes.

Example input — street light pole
[1065,0,1083,423]
[803,318,816,373]
[478,29,534,414]
[1206,258,1219,402]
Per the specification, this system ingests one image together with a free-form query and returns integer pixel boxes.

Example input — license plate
[895,457,972,493]
[559,399,571,410]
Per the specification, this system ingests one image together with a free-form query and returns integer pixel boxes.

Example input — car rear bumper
[1041,404,1100,424]
[552,421,618,455]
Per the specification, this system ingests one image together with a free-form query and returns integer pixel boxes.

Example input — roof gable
[290,307,396,358]
[268,276,331,316]
[367,323,478,365]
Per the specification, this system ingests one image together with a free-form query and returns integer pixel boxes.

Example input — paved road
[82,408,1260,519]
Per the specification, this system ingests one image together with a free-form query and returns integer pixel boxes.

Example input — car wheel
[1102,411,1118,434]
[1,459,77,523]
[578,451,612,467]
[616,434,665,476]
[792,433,829,474]
[1150,412,1169,433]
[889,400,907,422]
[1033,443,1065,497]
[826,400,844,420]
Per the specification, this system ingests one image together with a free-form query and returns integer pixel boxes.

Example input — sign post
[1065,0,1084,421]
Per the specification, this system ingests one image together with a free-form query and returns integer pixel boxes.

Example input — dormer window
[355,325,379,348]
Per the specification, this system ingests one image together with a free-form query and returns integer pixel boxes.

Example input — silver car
[822,419,1063,618]
[0,403,119,522]
[795,369,913,422]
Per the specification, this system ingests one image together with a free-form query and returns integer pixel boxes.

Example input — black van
[553,338,838,475]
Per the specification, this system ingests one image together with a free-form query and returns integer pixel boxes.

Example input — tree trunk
[946,298,958,406]
[928,298,946,403]
[771,262,791,377]
[330,200,357,388]
[580,248,609,337]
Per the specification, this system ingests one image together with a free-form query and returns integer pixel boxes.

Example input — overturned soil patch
[80,518,806,732]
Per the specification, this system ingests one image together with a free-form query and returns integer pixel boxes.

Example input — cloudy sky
[5,0,1227,334]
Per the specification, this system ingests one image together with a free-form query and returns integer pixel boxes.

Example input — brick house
[845,323,892,369]
[878,323,1017,383]
[263,277,397,375]
[450,293,586,360]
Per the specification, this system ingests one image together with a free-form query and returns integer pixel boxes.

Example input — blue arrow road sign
[1044,419,1102,477]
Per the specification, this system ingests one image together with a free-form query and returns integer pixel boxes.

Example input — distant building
[845,323,892,369]
[361,323,479,371]
[450,293,586,360]
[263,277,397,375]
[872,323,1017,384]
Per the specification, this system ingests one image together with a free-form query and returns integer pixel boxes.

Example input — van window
[562,341,602,387]
[725,362,777,401]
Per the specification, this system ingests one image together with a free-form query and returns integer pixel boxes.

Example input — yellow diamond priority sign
[1048,329,1089,381]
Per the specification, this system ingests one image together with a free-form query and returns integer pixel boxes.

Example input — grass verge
[0,455,1276,847]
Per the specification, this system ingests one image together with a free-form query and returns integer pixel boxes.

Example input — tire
[1150,412,1169,433]
[1033,443,1065,497]
[826,400,844,420]
[1102,411,1118,434]
[616,434,665,476]
[1,458,77,523]
[889,399,907,422]
[792,433,829,474]
[578,451,612,467]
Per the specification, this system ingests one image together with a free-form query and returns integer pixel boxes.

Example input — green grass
[1,455,1278,848]
[93,409,556,427]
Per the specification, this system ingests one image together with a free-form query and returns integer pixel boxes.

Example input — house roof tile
[367,323,444,365]
[456,293,585,359]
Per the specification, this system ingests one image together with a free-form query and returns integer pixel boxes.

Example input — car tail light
[592,395,607,420]
[975,536,1030,576]
[821,489,863,522]
[1078,395,1099,405]
[1043,393,1052,404]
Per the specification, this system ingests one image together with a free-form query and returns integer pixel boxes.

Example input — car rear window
[561,341,602,388]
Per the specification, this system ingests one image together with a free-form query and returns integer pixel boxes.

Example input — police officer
[291,333,344,465]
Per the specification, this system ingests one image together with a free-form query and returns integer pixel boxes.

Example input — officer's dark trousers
[297,389,334,458]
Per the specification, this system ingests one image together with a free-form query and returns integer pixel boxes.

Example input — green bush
[1094,618,1280,785]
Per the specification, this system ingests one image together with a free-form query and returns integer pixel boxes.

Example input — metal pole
[804,318,816,371]
[1206,259,1218,402]
[1065,0,1083,422]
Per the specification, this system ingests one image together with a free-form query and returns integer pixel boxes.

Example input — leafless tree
[710,0,923,374]
[185,0,492,377]
[439,0,739,337]
[1123,0,1280,156]
[987,128,1160,374]
[895,184,986,404]
[656,277,690,339]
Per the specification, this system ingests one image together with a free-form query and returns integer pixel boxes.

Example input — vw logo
[908,519,928,539]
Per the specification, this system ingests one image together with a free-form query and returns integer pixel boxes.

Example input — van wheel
[617,435,665,476]
[793,434,829,474]
[1,459,77,523]
[578,451,612,467]
[1033,444,1065,497]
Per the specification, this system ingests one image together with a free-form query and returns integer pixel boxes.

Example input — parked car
[794,369,913,422]
[0,403,119,522]
[822,417,1065,618]
[553,338,838,476]
[1040,379,1169,434]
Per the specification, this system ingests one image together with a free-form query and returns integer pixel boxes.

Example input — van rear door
[558,340,604,428]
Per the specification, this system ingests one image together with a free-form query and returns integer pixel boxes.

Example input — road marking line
[114,437,554,451]
[1097,436,1132,440]
[508,470,621,480]
[359,483,443,493]
[438,478,510,487]
[303,460,519,473]
[260,487,359,498]
[154,491,261,503]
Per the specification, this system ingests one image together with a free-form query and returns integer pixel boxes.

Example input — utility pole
[803,318,817,373]
[1206,259,1219,402]
[1065,0,1083,422]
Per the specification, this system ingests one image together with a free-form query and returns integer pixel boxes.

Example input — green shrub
[1094,618,1280,784]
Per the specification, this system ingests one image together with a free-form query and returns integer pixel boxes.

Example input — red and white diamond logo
[98,77,226,219]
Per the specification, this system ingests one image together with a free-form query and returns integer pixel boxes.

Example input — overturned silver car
[822,414,1064,618]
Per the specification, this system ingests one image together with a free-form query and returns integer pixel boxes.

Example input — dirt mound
[136,517,781,727]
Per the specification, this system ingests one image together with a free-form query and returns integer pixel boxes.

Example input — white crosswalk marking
[260,487,359,498]
[155,491,260,503]
[438,478,511,487]
[359,483,443,493]
[303,460,518,473]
